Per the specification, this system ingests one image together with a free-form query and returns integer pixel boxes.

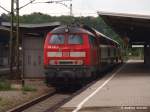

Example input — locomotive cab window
[49,34,65,44]
[68,35,83,44]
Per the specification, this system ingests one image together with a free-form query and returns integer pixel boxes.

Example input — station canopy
[98,11,150,45]
[1,22,61,37]
[0,22,61,43]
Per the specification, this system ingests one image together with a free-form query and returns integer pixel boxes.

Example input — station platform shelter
[0,22,60,78]
[58,60,150,112]
[0,26,10,67]
[98,11,150,66]
[57,12,150,112]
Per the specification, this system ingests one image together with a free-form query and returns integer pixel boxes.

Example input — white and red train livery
[44,25,122,86]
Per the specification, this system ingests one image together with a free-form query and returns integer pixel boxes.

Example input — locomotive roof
[50,25,95,36]
[50,25,120,46]
[95,30,120,45]
[82,25,120,45]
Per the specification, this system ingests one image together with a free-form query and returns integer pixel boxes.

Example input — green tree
[0,12,123,45]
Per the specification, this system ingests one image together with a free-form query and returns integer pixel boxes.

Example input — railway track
[6,84,94,112]
[22,93,71,112]
[7,86,80,112]
[7,65,121,112]
[7,91,57,112]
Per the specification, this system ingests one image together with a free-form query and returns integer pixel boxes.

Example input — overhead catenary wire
[0,5,10,13]
[31,0,73,16]
[19,0,37,10]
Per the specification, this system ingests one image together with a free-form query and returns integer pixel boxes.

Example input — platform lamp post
[12,0,72,86]
[14,0,37,86]
[0,0,37,85]
[10,0,15,72]
[15,0,25,85]
[69,1,73,16]
[15,0,19,73]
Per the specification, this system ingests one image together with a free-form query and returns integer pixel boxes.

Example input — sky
[0,0,150,17]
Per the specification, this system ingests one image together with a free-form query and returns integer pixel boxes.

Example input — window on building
[28,55,31,65]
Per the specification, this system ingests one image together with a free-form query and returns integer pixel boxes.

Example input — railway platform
[58,60,150,112]
[0,67,10,75]
[0,66,16,75]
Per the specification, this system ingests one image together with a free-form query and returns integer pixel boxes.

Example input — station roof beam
[98,11,150,45]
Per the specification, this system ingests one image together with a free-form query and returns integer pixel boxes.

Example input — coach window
[68,35,83,44]
[49,35,65,44]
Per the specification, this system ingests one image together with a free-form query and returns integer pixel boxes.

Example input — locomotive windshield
[49,34,83,45]
[49,34,65,44]
[68,35,83,44]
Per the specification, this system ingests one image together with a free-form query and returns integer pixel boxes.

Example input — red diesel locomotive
[44,25,122,86]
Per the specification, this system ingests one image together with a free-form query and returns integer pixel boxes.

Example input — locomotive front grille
[59,61,73,65]
[49,60,84,65]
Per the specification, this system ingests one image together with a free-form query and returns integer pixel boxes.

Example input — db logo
[63,52,69,57]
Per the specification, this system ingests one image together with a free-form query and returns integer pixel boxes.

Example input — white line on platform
[72,62,128,112]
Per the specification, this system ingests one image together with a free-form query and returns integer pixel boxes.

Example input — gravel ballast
[0,79,53,112]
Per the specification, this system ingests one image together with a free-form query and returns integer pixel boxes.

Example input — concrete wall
[144,44,150,66]
[23,36,45,78]
[0,43,9,66]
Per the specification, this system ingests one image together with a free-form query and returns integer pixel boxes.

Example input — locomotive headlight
[49,60,58,65]
[49,60,55,65]
[70,52,86,57]
[76,60,84,65]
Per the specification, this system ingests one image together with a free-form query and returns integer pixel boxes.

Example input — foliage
[0,12,123,44]
[0,80,12,91]
[22,85,37,92]
[0,13,10,22]
[128,47,144,59]
[1,12,145,59]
